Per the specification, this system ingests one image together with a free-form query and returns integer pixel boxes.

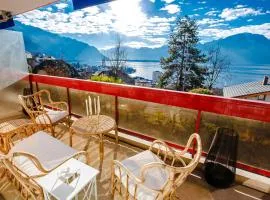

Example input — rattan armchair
[18,89,70,137]
[2,131,87,200]
[111,133,202,200]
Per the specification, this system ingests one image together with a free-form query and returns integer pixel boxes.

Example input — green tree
[159,16,207,91]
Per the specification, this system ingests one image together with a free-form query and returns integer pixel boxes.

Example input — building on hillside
[223,76,270,102]
[134,77,152,87]
[25,51,32,59]
[152,71,162,84]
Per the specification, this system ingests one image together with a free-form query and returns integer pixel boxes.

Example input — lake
[127,61,270,87]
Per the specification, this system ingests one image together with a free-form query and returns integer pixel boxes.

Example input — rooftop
[223,77,270,98]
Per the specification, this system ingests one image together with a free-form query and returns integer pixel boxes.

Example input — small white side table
[35,158,99,200]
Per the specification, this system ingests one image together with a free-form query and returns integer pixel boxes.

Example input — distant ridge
[200,33,270,65]
[107,33,270,65]
[9,21,270,65]
[9,21,104,64]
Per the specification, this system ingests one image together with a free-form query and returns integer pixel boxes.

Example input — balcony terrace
[0,74,269,200]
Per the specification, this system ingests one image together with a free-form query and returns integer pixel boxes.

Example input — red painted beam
[30,74,270,123]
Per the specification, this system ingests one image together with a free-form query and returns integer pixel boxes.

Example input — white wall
[0,29,28,90]
[244,94,270,102]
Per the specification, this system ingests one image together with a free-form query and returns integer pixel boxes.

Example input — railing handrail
[29,73,270,123]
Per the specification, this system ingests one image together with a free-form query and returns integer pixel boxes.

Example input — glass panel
[199,112,270,170]
[69,89,115,118]
[0,79,29,122]
[118,98,197,146]
[37,83,68,103]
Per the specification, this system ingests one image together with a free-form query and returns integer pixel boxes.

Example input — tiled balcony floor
[0,124,270,200]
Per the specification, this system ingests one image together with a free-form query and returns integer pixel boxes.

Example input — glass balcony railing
[1,73,269,178]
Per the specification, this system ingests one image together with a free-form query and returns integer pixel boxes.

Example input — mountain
[122,46,168,61]
[9,21,104,64]
[199,33,270,65]
[106,33,270,65]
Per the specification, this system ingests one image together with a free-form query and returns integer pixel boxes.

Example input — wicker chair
[1,131,86,200]
[18,89,70,137]
[111,133,202,200]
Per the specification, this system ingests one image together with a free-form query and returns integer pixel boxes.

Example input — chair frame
[111,133,202,200]
[1,131,87,200]
[18,89,70,137]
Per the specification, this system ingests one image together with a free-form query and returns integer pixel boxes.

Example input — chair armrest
[45,101,69,111]
[0,154,7,161]
[175,133,200,157]
[11,150,88,175]
[11,151,49,173]
[72,151,87,163]
[31,110,47,115]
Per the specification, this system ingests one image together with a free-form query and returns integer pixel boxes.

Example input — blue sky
[15,0,270,50]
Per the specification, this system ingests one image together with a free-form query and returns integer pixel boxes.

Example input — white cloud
[82,6,100,15]
[123,41,148,48]
[197,18,224,25]
[149,0,155,2]
[161,0,175,3]
[193,7,206,11]
[205,10,219,16]
[198,1,207,4]
[199,23,270,40]
[220,6,265,21]
[54,3,68,10]
[247,19,253,22]
[161,4,180,14]
[47,7,53,12]
[15,0,176,48]
[235,5,246,9]
[189,13,200,18]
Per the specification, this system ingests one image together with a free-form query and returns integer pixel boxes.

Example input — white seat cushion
[35,109,68,124]
[116,150,169,200]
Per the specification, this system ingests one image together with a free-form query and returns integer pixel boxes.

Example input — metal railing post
[115,96,119,127]
[193,110,202,157]
[66,88,71,116]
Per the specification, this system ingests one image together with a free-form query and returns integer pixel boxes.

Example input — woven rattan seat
[0,119,32,154]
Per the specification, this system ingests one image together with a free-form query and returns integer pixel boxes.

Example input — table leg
[94,178,98,200]
[69,129,73,147]
[99,134,104,161]
[2,136,9,154]
[82,177,97,200]
[43,190,52,200]
[115,128,118,144]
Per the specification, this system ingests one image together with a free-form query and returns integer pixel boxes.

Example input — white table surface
[35,158,99,200]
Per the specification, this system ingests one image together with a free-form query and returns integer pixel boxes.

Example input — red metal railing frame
[29,74,270,177]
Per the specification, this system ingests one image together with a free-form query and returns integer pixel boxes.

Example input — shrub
[90,75,123,84]
[189,88,213,95]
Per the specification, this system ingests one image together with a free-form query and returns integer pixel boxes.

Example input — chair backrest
[150,133,202,195]
[85,95,101,116]
[18,90,50,121]
[174,133,202,188]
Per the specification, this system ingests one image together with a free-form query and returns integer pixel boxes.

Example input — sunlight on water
[127,61,270,87]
